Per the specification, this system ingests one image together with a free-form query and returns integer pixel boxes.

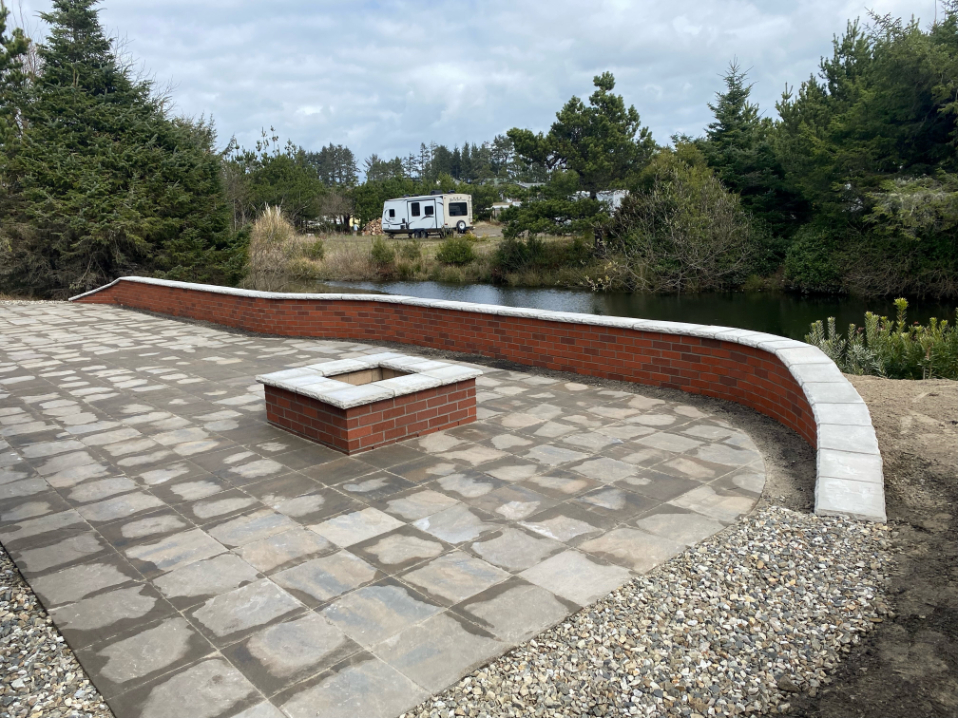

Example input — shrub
[493,236,547,273]
[244,207,302,292]
[399,240,422,261]
[784,226,843,293]
[607,147,757,292]
[435,235,476,265]
[806,299,958,379]
[304,238,325,260]
[370,237,396,267]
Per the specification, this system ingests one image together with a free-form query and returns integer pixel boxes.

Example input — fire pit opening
[328,367,411,386]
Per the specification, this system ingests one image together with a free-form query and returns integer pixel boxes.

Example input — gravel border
[0,547,113,718]
[402,507,892,718]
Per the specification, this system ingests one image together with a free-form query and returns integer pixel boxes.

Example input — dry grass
[303,231,611,290]
[243,207,319,292]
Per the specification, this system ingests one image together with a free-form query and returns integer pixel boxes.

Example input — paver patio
[0,302,766,718]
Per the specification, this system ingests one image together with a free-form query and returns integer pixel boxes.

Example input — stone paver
[0,302,765,718]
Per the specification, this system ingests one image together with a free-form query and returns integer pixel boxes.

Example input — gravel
[403,506,892,718]
[0,547,113,718]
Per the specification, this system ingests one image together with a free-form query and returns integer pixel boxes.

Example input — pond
[320,281,956,341]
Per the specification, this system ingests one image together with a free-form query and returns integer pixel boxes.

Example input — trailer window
[424,205,434,216]
[411,202,420,217]
[449,202,467,216]
[387,209,395,218]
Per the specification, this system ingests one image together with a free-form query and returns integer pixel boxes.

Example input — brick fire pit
[257,352,481,454]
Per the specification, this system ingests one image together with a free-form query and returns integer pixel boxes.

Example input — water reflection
[321,281,955,341]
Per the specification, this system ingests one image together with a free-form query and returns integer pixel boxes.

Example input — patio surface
[0,302,766,718]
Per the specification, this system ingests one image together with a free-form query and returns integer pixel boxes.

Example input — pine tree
[0,0,236,296]
[509,72,654,199]
[0,3,27,144]
[700,62,805,240]
[451,146,462,179]
[0,3,28,218]
[460,142,473,182]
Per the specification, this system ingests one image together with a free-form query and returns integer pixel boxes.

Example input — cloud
[16,0,931,162]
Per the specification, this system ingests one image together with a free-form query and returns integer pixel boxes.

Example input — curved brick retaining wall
[71,277,886,521]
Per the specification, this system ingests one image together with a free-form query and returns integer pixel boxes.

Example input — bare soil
[787,376,958,718]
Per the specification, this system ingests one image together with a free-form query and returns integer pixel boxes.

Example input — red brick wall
[77,281,816,448]
[265,380,476,454]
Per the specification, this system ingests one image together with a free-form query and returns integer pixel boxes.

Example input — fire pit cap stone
[256,352,482,410]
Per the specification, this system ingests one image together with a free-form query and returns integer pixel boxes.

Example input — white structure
[382,193,473,237]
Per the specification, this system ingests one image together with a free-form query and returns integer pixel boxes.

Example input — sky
[12,0,935,168]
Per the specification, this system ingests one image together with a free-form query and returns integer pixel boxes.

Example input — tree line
[1,0,955,300]
[499,8,958,299]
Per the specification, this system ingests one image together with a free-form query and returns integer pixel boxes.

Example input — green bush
[493,235,590,276]
[435,235,476,266]
[398,239,422,261]
[806,299,958,379]
[608,147,757,292]
[783,227,843,293]
[304,238,325,260]
[370,237,395,267]
[494,236,545,272]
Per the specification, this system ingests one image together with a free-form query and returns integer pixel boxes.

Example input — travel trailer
[381,193,473,237]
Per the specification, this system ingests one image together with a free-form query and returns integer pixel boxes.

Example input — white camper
[381,193,473,238]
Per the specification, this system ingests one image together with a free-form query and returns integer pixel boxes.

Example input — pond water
[321,281,956,341]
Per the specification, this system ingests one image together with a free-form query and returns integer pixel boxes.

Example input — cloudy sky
[14,0,932,167]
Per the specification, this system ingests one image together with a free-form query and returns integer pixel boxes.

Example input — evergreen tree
[0,2,27,144]
[775,7,958,296]
[228,132,325,228]
[306,143,358,187]
[0,3,28,217]
[460,142,473,181]
[699,62,805,248]
[508,72,655,199]
[0,0,237,296]
[429,144,453,179]
[490,134,514,179]
[451,146,462,179]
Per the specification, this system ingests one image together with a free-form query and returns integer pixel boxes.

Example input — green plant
[608,145,758,292]
[304,238,325,260]
[435,235,476,265]
[806,299,958,379]
[784,227,843,293]
[398,239,422,261]
[370,237,395,267]
[494,236,545,273]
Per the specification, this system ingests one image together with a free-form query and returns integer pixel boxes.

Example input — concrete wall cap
[815,476,886,522]
[818,424,881,455]
[803,381,868,405]
[790,363,847,387]
[813,402,874,426]
[817,448,883,484]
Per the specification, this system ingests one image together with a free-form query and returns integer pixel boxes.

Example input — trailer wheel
[456,220,467,234]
